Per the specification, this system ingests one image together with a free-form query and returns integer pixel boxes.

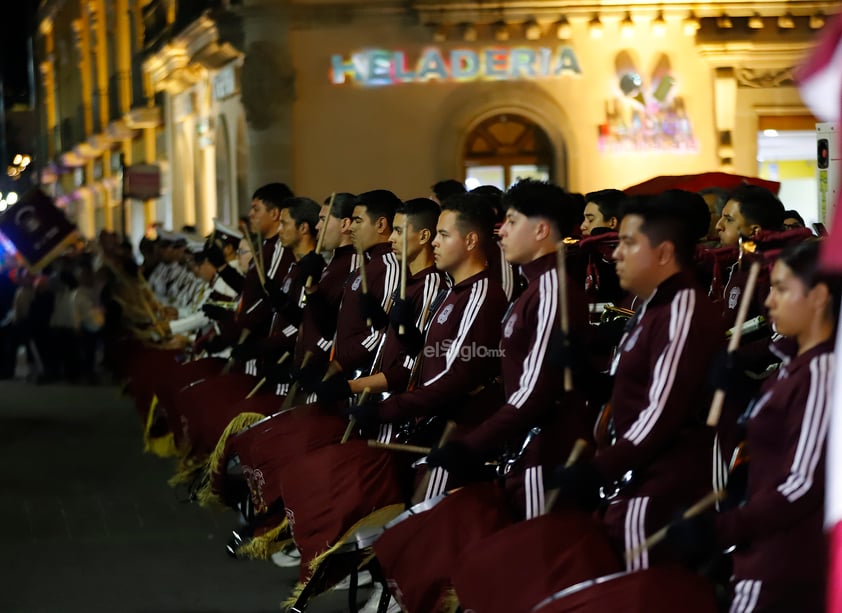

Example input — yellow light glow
[683,13,700,36]
[620,13,634,38]
[556,18,572,40]
[651,12,667,37]
[589,16,603,39]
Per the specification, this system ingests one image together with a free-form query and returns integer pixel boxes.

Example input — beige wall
[290,17,722,200]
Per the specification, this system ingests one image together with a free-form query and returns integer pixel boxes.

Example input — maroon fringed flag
[796,12,842,613]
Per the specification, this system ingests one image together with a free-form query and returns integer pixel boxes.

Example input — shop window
[463,114,553,190]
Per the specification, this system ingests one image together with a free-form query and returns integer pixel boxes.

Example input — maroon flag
[0,189,78,271]
[795,13,842,613]
[624,171,780,196]
[797,12,842,276]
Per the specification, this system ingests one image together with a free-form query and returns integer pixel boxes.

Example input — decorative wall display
[330,46,582,86]
[598,51,697,153]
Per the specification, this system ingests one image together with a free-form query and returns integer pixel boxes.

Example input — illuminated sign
[330,46,582,86]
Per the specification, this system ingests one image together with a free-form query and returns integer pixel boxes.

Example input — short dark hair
[399,198,441,236]
[780,239,841,319]
[729,185,785,231]
[326,193,357,220]
[432,179,466,202]
[286,197,321,237]
[356,190,401,228]
[252,183,294,211]
[783,209,806,229]
[503,179,581,237]
[620,193,697,269]
[469,185,505,223]
[659,189,712,241]
[698,187,730,218]
[585,189,626,222]
[440,192,497,256]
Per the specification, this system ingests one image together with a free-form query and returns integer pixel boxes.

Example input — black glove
[231,340,263,363]
[359,293,389,328]
[709,349,742,393]
[664,513,717,566]
[388,295,415,329]
[346,399,382,429]
[388,296,424,354]
[292,361,327,393]
[263,277,289,311]
[202,303,233,322]
[316,373,352,403]
[426,441,491,483]
[546,328,573,370]
[205,243,227,268]
[203,335,231,354]
[545,461,602,511]
[264,360,294,387]
[297,251,326,284]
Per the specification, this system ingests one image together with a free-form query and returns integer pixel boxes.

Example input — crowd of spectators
[0,236,118,383]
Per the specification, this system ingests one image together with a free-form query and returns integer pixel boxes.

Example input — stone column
[238,1,295,191]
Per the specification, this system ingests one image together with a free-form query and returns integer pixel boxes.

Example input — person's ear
[465,230,479,251]
[375,217,389,235]
[657,240,676,266]
[534,220,551,242]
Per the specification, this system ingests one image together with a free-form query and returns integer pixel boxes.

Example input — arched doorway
[463,113,554,190]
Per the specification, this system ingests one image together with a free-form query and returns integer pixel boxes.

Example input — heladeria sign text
[330,46,582,86]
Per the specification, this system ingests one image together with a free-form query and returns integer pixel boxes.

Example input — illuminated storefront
[38,1,840,240]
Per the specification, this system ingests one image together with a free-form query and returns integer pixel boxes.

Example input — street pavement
[0,380,371,613]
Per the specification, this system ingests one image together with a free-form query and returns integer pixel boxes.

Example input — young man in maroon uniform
[549,191,724,570]
[668,240,836,612]
[231,197,321,386]
[290,193,358,378]
[350,192,508,499]
[202,183,295,371]
[317,197,444,408]
[426,179,592,519]
[322,190,401,382]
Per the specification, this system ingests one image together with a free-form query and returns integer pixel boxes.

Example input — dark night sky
[2,1,38,104]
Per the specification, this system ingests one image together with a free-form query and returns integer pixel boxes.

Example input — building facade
[35,0,840,246]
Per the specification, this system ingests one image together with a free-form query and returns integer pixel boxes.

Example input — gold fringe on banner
[237,517,293,560]
[195,411,266,508]
[167,453,206,487]
[282,504,405,610]
[142,395,177,458]
[439,587,460,613]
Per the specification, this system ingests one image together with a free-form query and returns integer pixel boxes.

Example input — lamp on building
[778,13,796,29]
[555,16,572,40]
[748,13,764,29]
[493,20,510,41]
[432,23,447,42]
[461,22,478,42]
[524,19,542,41]
[589,15,604,39]
[620,12,634,39]
[683,12,701,36]
[810,12,826,29]
[651,11,667,37]
[716,14,733,29]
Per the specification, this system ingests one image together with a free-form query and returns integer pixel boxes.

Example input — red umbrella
[624,171,780,196]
